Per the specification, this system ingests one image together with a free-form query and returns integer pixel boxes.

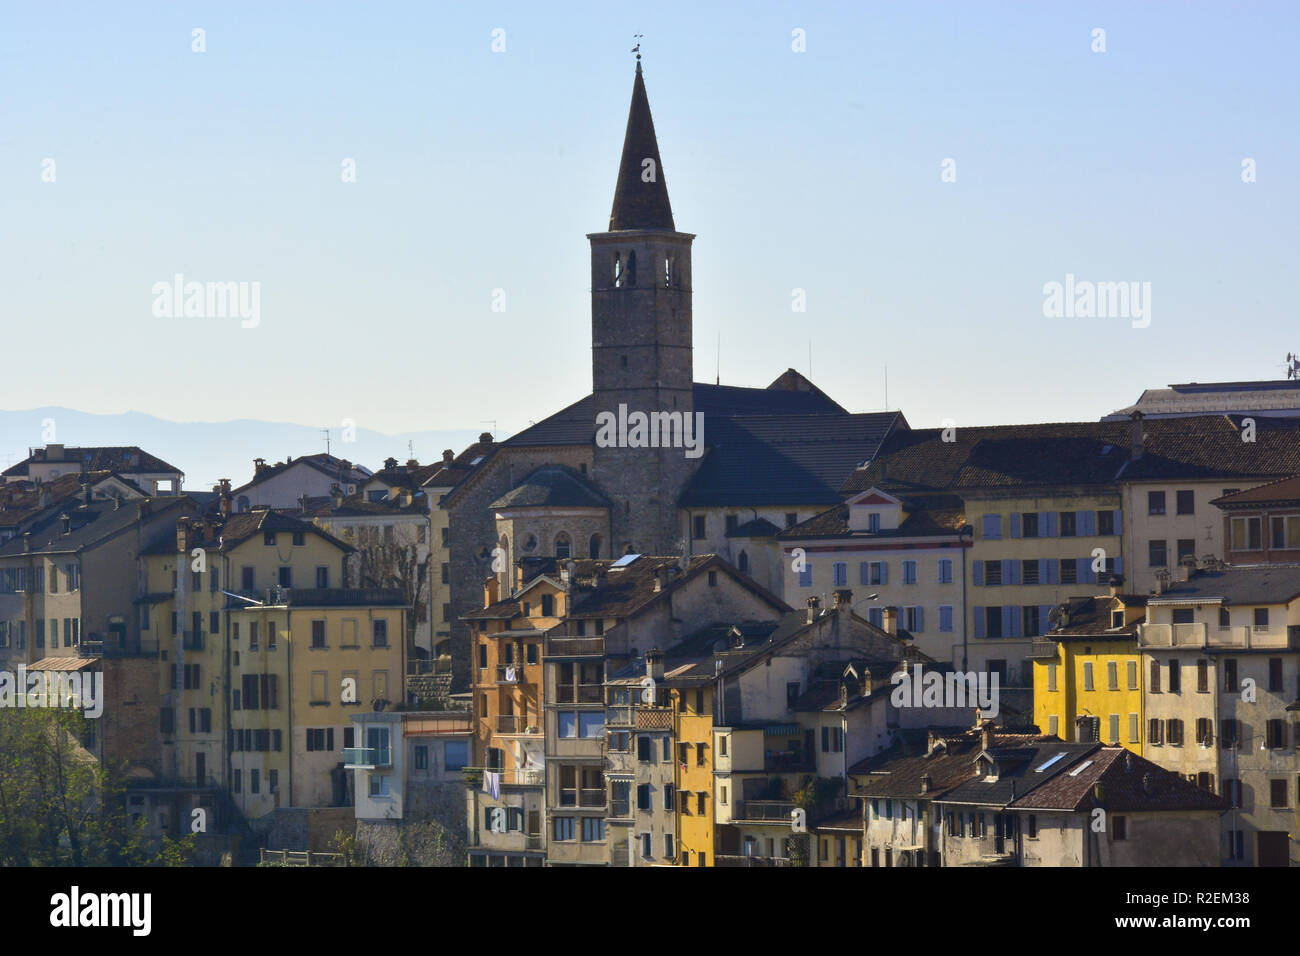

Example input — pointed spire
[608,63,675,231]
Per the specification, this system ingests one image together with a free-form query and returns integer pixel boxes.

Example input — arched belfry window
[613,253,622,288]
[555,532,572,560]
[664,255,672,287]
[589,533,602,559]
[738,550,750,574]
[626,251,636,287]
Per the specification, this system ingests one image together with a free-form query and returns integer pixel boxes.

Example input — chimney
[1154,568,1170,596]
[176,517,191,554]
[483,576,500,608]
[653,569,663,593]
[384,457,398,471]
[981,720,995,753]
[442,449,455,464]
[113,495,121,511]
[1129,410,1145,460]
[882,606,899,635]
[46,443,64,460]
[39,487,51,509]
[805,595,821,624]
[646,647,664,682]
[861,672,872,697]
[331,484,344,509]
[254,457,268,476]
[1108,574,1124,597]
[60,513,71,536]
[82,483,92,506]
[1178,554,1196,582]
[22,532,31,553]
[139,499,152,517]
[833,589,853,613]
[479,432,493,444]
[399,489,413,508]
[219,478,232,517]
[920,773,933,794]
[839,683,849,709]
[927,731,939,755]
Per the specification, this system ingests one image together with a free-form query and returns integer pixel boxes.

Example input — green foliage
[0,708,195,866]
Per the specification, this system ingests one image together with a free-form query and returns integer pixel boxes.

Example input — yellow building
[1031,592,1146,753]
[670,680,715,866]
[229,589,406,817]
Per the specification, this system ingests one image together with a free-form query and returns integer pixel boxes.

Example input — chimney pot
[981,721,994,752]
[646,648,664,682]
[805,595,821,624]
[833,588,853,612]
[442,449,455,464]
[479,432,493,444]
[882,606,899,635]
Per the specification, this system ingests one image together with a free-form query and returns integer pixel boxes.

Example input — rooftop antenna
[1286,353,1300,380]
[408,439,415,461]
[321,428,330,457]
[481,420,497,436]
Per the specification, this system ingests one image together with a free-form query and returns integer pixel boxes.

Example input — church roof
[608,62,674,231]
[491,466,610,510]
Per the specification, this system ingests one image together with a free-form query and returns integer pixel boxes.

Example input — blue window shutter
[973,608,985,639]
[1044,512,1057,537]
[1082,510,1096,536]
[1047,559,1059,585]
[799,565,812,587]
[1010,513,1021,538]
[859,562,869,586]
[1001,606,1015,636]
[1115,556,1123,574]
[1001,559,1013,585]
[1077,558,1090,584]
[916,607,924,633]
[1113,509,1123,534]
[1011,559,1022,586]
[1009,607,1022,638]
[880,562,888,586]
[973,561,984,586]
[939,606,952,632]
[983,514,1001,540]
[1038,558,1048,583]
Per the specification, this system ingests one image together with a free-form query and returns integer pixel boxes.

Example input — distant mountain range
[0,408,483,492]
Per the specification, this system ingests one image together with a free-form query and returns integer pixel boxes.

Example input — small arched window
[589,534,602,559]
[738,550,749,574]
[555,532,571,560]
[664,256,672,287]
[613,253,622,288]
[626,251,636,287]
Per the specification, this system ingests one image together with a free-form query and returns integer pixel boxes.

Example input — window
[868,513,881,533]
[278,566,292,587]
[1219,606,1231,628]
[939,606,954,633]
[1147,491,1166,515]
[1253,607,1269,629]
[1022,559,1039,585]
[1197,659,1208,693]
[1176,539,1195,562]
[938,559,953,584]
[664,834,675,859]
[1128,713,1139,744]
[1027,814,1037,838]
[1060,560,1077,585]
[1021,512,1039,538]
[1268,657,1283,692]
[833,562,847,587]
[373,619,388,647]
[902,560,917,585]
[982,514,1001,540]
[984,607,1002,638]
[1109,715,1120,743]
[692,515,706,540]
[984,561,1002,586]
[1083,662,1094,691]
[241,566,254,590]
[315,566,329,588]
[264,531,276,546]
[1271,515,1300,549]
[1265,719,1287,750]
[1148,540,1167,567]
[637,784,651,811]
[1270,779,1288,809]
[1176,490,1194,515]
[292,531,305,546]
[1059,511,1077,537]
[582,818,605,842]
[798,563,812,588]
[637,736,653,762]
[1126,660,1138,690]
[1148,718,1163,745]
[1098,510,1115,535]
[664,784,675,810]
[641,833,652,858]
[1230,517,1262,551]
[1220,719,1241,749]
[312,620,326,648]
[554,817,575,841]
[1111,816,1127,841]
[444,740,468,771]
[1223,658,1237,691]
[1106,661,1118,690]
[1167,659,1180,693]
[1166,719,1184,746]
[1195,718,1213,747]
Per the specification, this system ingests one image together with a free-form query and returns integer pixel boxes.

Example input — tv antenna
[321,428,330,456]
[1286,353,1300,380]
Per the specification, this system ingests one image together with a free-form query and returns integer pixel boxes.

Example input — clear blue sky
[2,1,1297,440]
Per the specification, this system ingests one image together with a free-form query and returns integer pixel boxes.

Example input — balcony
[1027,640,1058,660]
[495,715,542,736]
[716,854,793,867]
[556,683,603,704]
[764,750,815,773]
[496,665,524,685]
[343,747,392,769]
[635,707,673,731]
[608,705,634,727]
[466,766,544,787]
[1139,623,1300,650]
[546,636,604,658]
[609,798,632,820]
[559,788,607,809]
[733,800,799,824]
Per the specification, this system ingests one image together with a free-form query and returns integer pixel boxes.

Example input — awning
[764,724,800,736]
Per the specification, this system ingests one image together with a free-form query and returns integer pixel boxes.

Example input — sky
[2,1,1297,442]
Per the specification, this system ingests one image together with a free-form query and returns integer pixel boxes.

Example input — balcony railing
[343,747,392,768]
[495,715,542,736]
[466,766,544,787]
[607,705,634,727]
[716,854,792,867]
[559,788,607,809]
[496,665,524,684]
[1027,640,1058,659]
[765,751,815,772]
[1139,623,1299,650]
[556,684,603,704]
[546,636,605,657]
[733,800,798,824]
[609,798,632,819]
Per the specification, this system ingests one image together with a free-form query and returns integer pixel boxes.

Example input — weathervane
[632,34,643,63]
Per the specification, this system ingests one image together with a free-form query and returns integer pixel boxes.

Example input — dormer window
[868,513,881,533]
[1110,610,1124,629]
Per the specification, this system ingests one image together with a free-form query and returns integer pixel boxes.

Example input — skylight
[611,553,640,568]
[1035,752,1068,772]
[1067,760,1094,777]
